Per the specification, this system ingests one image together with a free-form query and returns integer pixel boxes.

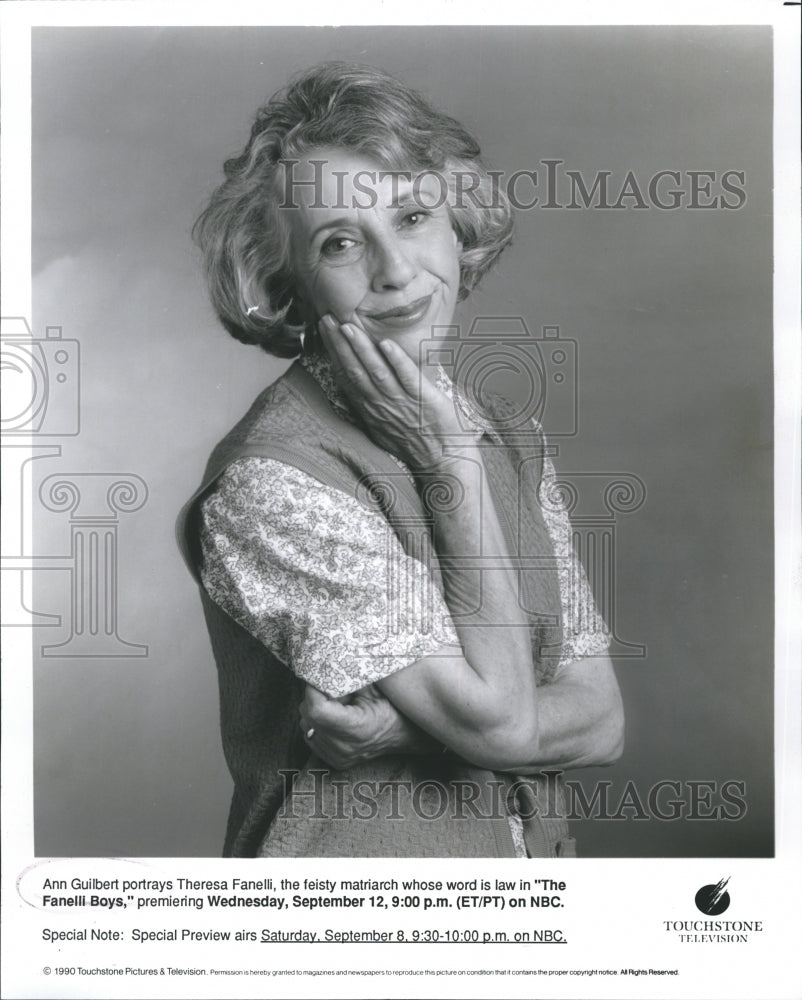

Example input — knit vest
[177,361,573,858]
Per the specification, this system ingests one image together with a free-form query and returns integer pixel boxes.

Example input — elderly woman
[177,62,623,858]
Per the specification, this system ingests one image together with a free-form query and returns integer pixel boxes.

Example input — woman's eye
[401,210,430,228]
[320,236,357,257]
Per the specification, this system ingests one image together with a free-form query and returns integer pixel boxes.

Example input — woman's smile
[360,292,435,330]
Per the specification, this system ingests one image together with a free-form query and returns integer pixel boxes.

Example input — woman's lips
[361,293,433,330]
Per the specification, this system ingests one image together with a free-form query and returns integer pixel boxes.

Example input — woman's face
[285,147,461,360]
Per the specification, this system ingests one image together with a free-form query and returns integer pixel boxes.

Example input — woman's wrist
[409,442,482,482]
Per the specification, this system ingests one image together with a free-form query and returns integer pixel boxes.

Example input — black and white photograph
[2,3,800,999]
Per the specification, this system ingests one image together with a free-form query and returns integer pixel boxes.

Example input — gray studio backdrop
[29,26,772,857]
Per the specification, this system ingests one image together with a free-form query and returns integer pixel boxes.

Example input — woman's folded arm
[375,446,541,770]
[305,653,623,773]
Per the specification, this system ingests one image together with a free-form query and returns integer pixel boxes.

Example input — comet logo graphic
[695,878,731,915]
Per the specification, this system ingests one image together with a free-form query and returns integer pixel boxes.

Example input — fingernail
[340,324,354,340]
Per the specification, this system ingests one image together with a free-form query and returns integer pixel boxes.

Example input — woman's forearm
[418,446,536,674]
[378,445,540,769]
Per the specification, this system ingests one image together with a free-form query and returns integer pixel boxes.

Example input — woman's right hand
[317,314,469,474]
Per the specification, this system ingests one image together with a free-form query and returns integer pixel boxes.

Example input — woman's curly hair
[193,62,514,357]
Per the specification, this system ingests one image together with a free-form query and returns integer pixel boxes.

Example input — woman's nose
[369,234,417,292]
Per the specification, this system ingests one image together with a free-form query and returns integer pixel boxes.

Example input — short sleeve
[199,457,459,697]
[538,450,612,668]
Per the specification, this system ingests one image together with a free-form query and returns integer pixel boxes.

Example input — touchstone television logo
[662,877,763,944]
[695,878,731,915]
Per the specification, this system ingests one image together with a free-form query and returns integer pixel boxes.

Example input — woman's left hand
[317,314,468,473]
[299,683,437,770]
